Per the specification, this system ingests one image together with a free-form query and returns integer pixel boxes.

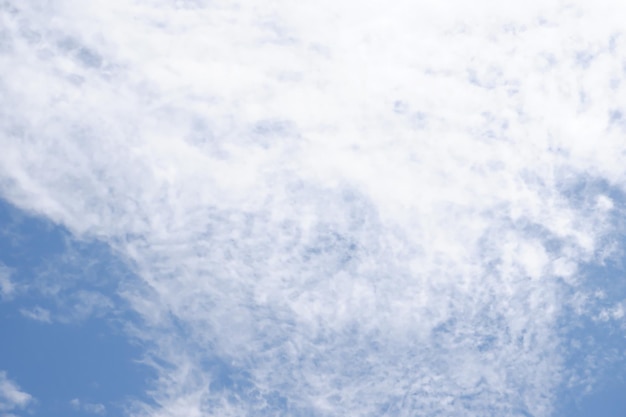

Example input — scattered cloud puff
[2,0,626,416]
[19,306,52,323]
[0,372,33,416]
[70,398,106,415]
[0,264,14,300]
[596,302,625,322]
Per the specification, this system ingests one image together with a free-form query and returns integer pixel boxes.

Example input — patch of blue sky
[556,302,626,417]
[553,181,626,417]
[568,380,626,417]
[556,262,626,417]
[0,198,153,416]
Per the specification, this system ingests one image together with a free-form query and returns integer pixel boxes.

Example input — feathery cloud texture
[2,1,626,416]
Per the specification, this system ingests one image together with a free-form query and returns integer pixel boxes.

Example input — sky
[1,1,626,416]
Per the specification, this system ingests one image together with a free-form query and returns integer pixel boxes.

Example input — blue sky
[0,198,153,416]
[2,1,626,416]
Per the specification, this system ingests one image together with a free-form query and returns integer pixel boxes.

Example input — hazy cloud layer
[2,1,626,416]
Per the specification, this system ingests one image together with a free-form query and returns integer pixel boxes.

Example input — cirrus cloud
[2,1,626,416]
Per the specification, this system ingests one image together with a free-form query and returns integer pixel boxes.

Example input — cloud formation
[0,371,33,416]
[19,306,52,323]
[0,264,14,300]
[2,1,626,416]
[70,398,107,415]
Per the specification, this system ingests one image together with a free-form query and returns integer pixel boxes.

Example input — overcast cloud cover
[2,0,626,416]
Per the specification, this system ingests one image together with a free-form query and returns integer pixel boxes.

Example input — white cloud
[0,372,33,415]
[64,290,114,322]
[2,0,626,416]
[70,398,106,415]
[84,403,106,415]
[15,290,114,325]
[19,306,52,323]
[0,264,15,300]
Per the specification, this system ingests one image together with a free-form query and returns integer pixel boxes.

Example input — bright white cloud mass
[1,1,626,416]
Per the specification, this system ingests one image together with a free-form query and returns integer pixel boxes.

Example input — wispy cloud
[0,264,14,300]
[70,398,106,415]
[0,372,33,416]
[2,0,626,416]
[19,306,52,323]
